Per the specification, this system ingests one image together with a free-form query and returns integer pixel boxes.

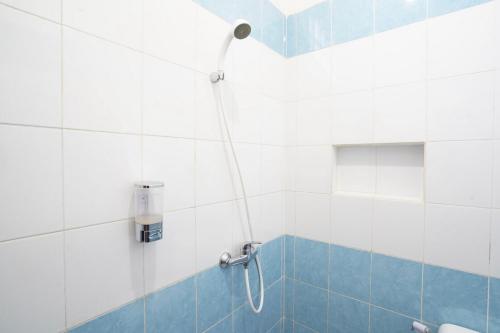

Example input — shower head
[232,20,251,40]
[210,19,252,83]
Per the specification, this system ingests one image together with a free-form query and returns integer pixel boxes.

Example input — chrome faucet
[219,241,262,268]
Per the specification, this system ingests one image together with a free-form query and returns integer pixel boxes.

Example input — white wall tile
[297,49,331,99]
[373,198,424,261]
[285,102,298,146]
[427,72,495,140]
[424,204,491,276]
[493,140,500,208]
[373,82,426,143]
[374,22,426,87]
[495,70,500,138]
[2,0,60,21]
[66,220,144,326]
[262,146,285,194]
[143,55,196,138]
[294,146,332,194]
[196,203,234,272]
[63,28,142,133]
[426,141,493,207]
[285,147,297,191]
[62,0,142,49]
[284,191,296,235]
[258,192,285,242]
[336,146,376,194]
[285,57,300,101]
[195,73,224,141]
[0,233,65,333]
[232,38,264,88]
[295,192,330,243]
[261,97,286,145]
[331,194,373,251]
[491,209,500,278]
[196,140,236,205]
[261,50,287,100]
[428,2,496,78]
[64,130,141,228]
[332,90,373,144]
[144,0,197,68]
[143,136,195,212]
[331,37,373,94]
[233,196,262,252]
[376,145,424,199]
[0,125,63,241]
[297,97,332,145]
[0,6,61,127]
[225,87,263,144]
[145,209,196,291]
[235,143,262,196]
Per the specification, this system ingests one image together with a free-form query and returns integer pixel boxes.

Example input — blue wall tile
[295,237,329,288]
[428,0,492,17]
[294,322,317,333]
[371,254,422,318]
[284,319,293,333]
[331,0,373,43]
[233,280,282,333]
[490,278,500,333]
[197,266,232,332]
[330,245,371,301]
[262,237,283,287]
[286,14,299,57]
[375,0,427,32]
[329,293,369,333]
[284,235,295,278]
[370,306,416,333]
[284,277,294,319]
[296,1,332,54]
[146,277,196,333]
[423,265,488,332]
[195,0,236,23]
[70,299,144,333]
[262,1,286,55]
[205,315,232,333]
[294,280,328,333]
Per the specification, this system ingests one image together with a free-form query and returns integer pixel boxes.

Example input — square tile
[330,245,371,301]
[374,22,426,87]
[284,278,294,319]
[295,237,329,288]
[285,236,295,278]
[257,192,285,243]
[63,28,142,133]
[143,136,195,212]
[261,146,285,194]
[0,6,61,127]
[294,281,328,333]
[494,142,500,208]
[205,315,232,333]
[146,277,196,333]
[65,220,144,326]
[423,265,488,332]
[490,278,500,333]
[332,91,373,144]
[428,3,496,78]
[425,141,493,207]
[143,56,196,138]
[329,293,369,333]
[261,237,283,286]
[298,49,332,99]
[197,266,232,332]
[0,126,63,241]
[424,204,491,276]
[371,254,422,318]
[331,0,373,43]
[297,97,332,145]
[63,130,141,228]
[373,82,426,143]
[0,233,65,333]
[296,2,331,54]
[294,146,333,194]
[427,72,495,140]
[262,1,285,55]
[492,210,500,278]
[236,143,262,196]
[295,192,331,243]
[144,209,196,293]
[370,306,416,333]
[331,194,373,251]
[373,198,424,261]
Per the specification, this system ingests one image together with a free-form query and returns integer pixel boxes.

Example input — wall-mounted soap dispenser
[135,181,164,243]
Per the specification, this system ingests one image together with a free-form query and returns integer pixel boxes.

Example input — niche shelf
[333,142,424,201]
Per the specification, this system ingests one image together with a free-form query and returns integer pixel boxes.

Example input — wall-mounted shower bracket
[210,70,224,83]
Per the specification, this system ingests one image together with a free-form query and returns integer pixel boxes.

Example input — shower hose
[214,83,264,314]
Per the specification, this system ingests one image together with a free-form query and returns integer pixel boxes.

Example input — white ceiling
[270,0,325,15]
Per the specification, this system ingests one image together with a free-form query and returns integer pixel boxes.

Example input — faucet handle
[242,241,262,254]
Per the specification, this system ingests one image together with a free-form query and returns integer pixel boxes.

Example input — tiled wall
[285,0,500,332]
[0,0,288,332]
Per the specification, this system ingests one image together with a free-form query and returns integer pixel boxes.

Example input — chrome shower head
[233,20,251,39]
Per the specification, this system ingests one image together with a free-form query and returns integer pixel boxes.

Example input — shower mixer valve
[219,241,262,268]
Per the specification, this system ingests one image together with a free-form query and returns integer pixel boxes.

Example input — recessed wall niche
[334,143,424,201]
